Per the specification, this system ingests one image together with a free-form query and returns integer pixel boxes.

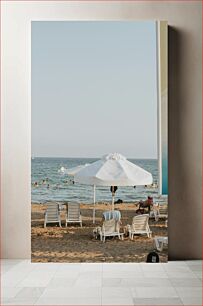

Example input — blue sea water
[31,157,165,204]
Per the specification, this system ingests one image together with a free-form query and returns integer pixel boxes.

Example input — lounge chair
[97,219,124,242]
[65,202,82,227]
[103,210,121,222]
[127,214,152,240]
[154,236,168,251]
[154,205,168,221]
[44,203,62,228]
[149,203,159,218]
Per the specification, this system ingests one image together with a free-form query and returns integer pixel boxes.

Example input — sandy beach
[31,202,168,263]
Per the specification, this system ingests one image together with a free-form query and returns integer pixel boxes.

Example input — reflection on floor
[1,260,202,305]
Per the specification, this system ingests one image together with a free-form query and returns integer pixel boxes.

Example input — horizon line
[32,156,158,160]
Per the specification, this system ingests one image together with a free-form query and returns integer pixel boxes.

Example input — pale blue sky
[32,21,157,158]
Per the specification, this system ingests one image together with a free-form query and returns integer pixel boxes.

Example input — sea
[31,157,166,204]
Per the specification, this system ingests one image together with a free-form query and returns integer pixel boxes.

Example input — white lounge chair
[149,203,159,218]
[154,236,168,251]
[65,202,82,227]
[127,214,152,240]
[154,205,168,221]
[97,219,124,243]
[44,203,62,228]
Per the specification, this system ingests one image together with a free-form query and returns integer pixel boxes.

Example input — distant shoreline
[32,156,158,160]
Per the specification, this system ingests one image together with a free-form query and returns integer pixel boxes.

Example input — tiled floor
[1,260,202,305]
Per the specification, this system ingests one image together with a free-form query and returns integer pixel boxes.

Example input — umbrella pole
[112,194,115,211]
[93,184,96,224]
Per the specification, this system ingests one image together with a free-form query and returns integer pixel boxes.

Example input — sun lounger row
[44,204,166,247]
[95,214,152,242]
[44,202,82,228]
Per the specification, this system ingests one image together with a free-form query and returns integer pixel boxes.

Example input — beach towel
[103,210,121,221]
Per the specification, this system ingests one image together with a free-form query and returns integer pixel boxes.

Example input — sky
[32,21,158,159]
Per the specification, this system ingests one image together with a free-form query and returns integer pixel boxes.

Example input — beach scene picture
[31,21,168,263]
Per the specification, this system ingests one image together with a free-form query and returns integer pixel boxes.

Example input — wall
[1,1,202,259]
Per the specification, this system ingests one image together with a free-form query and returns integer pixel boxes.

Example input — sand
[31,202,168,263]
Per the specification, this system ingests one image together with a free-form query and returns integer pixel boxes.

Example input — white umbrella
[65,164,90,176]
[75,153,153,222]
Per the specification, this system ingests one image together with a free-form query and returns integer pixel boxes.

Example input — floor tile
[14,287,45,298]
[3,296,39,305]
[170,277,202,287]
[54,270,80,278]
[175,287,202,298]
[142,271,168,278]
[79,271,102,279]
[180,296,202,305]
[17,274,55,287]
[124,277,171,287]
[166,261,187,266]
[2,265,36,287]
[1,298,10,305]
[47,277,77,288]
[102,297,134,305]
[0,259,24,265]
[41,287,101,298]
[194,271,202,279]
[103,270,144,278]
[75,277,102,287]
[80,263,103,272]
[188,265,202,272]
[103,263,142,272]
[163,265,192,272]
[1,259,202,306]
[2,265,16,274]
[102,278,123,287]
[102,287,132,298]
[31,263,60,273]
[35,297,102,305]
[57,264,81,272]
[2,287,22,299]
[166,271,197,279]
[134,286,178,298]
[140,263,165,271]
[133,297,183,305]
[186,260,202,266]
